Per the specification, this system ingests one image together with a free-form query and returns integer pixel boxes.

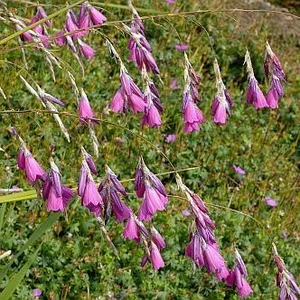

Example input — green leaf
[0,213,60,282]
[0,246,40,299]
[0,190,37,204]
[0,203,6,232]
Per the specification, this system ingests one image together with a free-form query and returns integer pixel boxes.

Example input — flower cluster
[264,42,286,109]
[273,243,300,300]
[176,174,228,280]
[123,215,166,270]
[110,63,145,114]
[17,134,73,212]
[42,158,73,212]
[135,157,168,221]
[127,5,159,74]
[176,174,252,297]
[98,166,132,223]
[182,54,205,132]
[226,249,253,298]
[57,2,106,59]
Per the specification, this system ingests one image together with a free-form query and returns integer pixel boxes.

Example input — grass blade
[0,213,60,282]
[0,246,40,299]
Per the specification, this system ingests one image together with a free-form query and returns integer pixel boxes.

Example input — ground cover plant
[0,0,299,299]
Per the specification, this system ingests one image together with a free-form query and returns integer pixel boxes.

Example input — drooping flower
[110,67,146,114]
[98,166,132,223]
[182,92,205,133]
[17,141,46,184]
[135,157,168,221]
[150,242,165,270]
[212,58,233,124]
[141,81,162,128]
[86,3,107,25]
[244,50,268,109]
[78,89,98,125]
[65,10,80,39]
[78,152,103,216]
[127,4,159,74]
[273,242,300,300]
[264,42,285,81]
[42,158,73,212]
[176,173,228,280]
[264,42,285,109]
[123,214,139,241]
[31,6,51,27]
[150,225,166,250]
[78,39,95,59]
[226,249,253,298]
[182,54,205,133]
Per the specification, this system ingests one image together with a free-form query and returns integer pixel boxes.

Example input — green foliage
[0,0,299,299]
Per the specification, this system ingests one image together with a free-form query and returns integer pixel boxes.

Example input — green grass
[0,0,299,299]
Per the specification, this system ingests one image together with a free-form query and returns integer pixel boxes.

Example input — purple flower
[141,102,162,128]
[138,185,167,221]
[17,147,46,184]
[55,30,66,46]
[42,159,73,212]
[99,166,131,223]
[141,85,163,128]
[32,6,51,27]
[123,215,139,241]
[135,158,168,221]
[246,78,268,109]
[212,59,233,124]
[78,39,95,59]
[233,165,246,176]
[165,0,176,4]
[182,95,205,133]
[266,75,284,109]
[78,89,98,125]
[175,43,188,51]
[150,226,166,250]
[264,42,285,81]
[165,134,176,143]
[110,69,146,114]
[33,288,42,298]
[226,249,253,298]
[82,177,103,215]
[265,196,277,207]
[150,242,165,270]
[65,10,80,39]
[87,4,107,25]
